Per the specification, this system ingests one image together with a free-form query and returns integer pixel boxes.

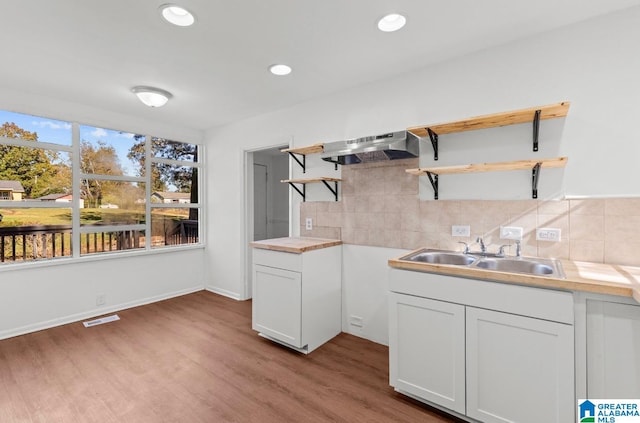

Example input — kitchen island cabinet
[251,237,341,354]
[388,268,574,422]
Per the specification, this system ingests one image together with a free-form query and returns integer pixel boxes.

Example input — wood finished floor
[0,291,461,422]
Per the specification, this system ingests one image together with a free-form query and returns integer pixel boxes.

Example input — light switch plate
[452,225,471,237]
[305,217,313,230]
[537,227,561,242]
[500,226,523,240]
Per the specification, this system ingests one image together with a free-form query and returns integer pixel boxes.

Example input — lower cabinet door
[587,300,640,398]
[466,307,574,423]
[253,264,302,348]
[389,293,466,415]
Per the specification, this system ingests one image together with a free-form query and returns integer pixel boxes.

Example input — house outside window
[0,180,25,201]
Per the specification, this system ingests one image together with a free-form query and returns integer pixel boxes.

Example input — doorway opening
[252,147,289,241]
[244,144,290,298]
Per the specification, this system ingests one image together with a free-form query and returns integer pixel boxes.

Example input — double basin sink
[400,248,565,278]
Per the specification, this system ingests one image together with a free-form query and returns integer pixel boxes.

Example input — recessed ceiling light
[131,86,173,107]
[160,4,195,27]
[269,64,292,76]
[377,13,406,32]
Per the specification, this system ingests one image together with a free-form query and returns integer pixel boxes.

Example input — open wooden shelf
[406,157,568,176]
[281,143,324,155]
[281,143,325,173]
[281,177,341,184]
[407,102,570,137]
[281,177,342,202]
[406,157,567,200]
[407,101,570,160]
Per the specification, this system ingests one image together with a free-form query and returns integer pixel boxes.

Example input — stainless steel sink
[474,257,564,277]
[400,250,477,266]
[399,248,564,278]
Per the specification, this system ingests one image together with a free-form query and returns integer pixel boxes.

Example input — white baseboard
[206,285,245,301]
[0,286,204,341]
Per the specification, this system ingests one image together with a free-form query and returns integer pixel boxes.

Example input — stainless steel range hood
[321,130,420,165]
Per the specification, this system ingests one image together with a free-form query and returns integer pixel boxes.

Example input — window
[149,137,200,248]
[0,110,202,265]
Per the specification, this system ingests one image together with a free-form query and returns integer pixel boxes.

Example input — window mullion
[145,135,152,251]
[71,122,81,258]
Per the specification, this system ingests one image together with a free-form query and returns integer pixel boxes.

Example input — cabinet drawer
[253,248,302,272]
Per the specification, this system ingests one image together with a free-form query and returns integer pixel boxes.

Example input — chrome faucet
[515,240,522,257]
[476,236,486,253]
[458,241,470,254]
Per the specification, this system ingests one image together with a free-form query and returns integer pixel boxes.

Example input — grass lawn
[0,207,189,227]
[0,207,73,226]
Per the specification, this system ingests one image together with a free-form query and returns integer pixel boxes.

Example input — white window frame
[0,118,204,267]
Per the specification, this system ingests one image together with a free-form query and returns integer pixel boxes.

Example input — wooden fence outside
[0,220,198,263]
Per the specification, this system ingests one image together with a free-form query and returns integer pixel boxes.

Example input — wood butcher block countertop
[389,250,640,303]
[250,237,342,254]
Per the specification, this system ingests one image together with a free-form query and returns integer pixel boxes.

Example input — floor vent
[83,314,120,328]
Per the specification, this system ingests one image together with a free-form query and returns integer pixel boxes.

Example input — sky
[0,110,140,175]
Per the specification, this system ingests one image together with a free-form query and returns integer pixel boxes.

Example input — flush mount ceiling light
[269,64,292,76]
[131,86,173,107]
[159,4,195,27]
[377,13,406,32]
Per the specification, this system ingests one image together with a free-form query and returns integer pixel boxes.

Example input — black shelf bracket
[532,109,541,152]
[321,180,339,201]
[531,162,542,199]
[427,128,439,161]
[287,152,307,173]
[287,182,306,201]
[426,172,439,200]
[286,180,339,202]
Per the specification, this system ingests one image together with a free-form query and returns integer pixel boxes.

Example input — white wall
[0,87,202,144]
[206,8,640,341]
[342,245,407,345]
[0,249,205,340]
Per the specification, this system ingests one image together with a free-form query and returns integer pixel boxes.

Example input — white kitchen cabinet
[389,293,466,414]
[466,307,574,423]
[388,268,575,422]
[253,265,302,347]
[252,242,341,354]
[586,299,640,398]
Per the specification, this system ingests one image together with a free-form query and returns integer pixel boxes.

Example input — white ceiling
[2,0,639,132]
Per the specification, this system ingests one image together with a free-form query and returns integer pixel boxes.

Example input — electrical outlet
[500,226,523,240]
[96,294,106,306]
[451,225,471,237]
[305,217,313,230]
[536,228,562,242]
[349,315,363,327]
